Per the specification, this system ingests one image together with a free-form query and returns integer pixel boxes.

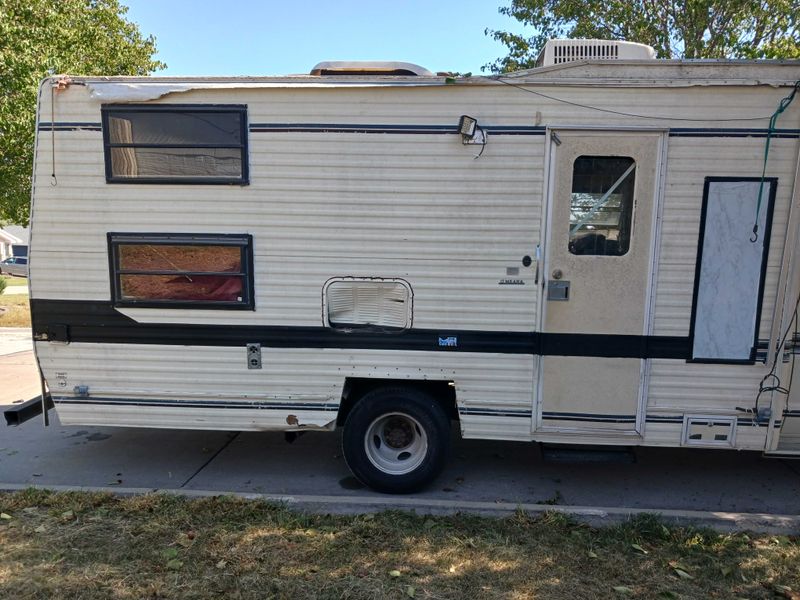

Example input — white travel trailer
[18,40,800,492]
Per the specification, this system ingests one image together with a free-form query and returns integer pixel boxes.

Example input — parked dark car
[0,256,28,277]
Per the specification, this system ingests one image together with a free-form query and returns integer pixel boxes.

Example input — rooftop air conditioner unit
[536,39,656,67]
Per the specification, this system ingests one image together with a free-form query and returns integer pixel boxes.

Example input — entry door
[537,131,662,434]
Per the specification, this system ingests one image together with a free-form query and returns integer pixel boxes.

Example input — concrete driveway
[1,337,799,530]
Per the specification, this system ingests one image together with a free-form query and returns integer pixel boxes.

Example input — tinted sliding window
[569,156,636,256]
[101,105,248,184]
[108,233,254,309]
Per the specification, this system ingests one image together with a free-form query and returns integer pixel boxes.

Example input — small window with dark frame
[569,156,636,256]
[101,105,248,184]
[109,233,254,309]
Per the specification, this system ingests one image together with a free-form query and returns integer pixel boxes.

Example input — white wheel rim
[364,412,428,475]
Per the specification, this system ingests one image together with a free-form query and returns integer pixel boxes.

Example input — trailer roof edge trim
[50,60,798,101]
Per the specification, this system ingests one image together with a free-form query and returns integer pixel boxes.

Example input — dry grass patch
[0,490,798,599]
[0,294,30,327]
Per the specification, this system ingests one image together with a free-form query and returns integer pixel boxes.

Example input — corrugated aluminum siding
[30,76,800,446]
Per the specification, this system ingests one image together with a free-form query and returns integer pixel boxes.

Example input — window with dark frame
[108,233,254,309]
[101,105,249,184]
[569,156,636,256]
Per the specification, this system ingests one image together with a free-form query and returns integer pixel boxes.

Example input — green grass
[1,490,798,599]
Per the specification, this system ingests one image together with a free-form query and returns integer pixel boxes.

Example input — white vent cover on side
[681,416,737,448]
[536,39,656,67]
[325,278,412,329]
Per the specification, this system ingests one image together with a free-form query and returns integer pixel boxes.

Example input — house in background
[0,225,29,259]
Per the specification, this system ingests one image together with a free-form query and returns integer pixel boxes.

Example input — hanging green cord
[751,80,800,243]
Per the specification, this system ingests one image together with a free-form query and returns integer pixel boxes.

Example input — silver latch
[547,280,570,301]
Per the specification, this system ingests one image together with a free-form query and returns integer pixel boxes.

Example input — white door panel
[538,131,663,434]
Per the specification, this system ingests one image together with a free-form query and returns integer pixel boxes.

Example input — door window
[569,156,636,256]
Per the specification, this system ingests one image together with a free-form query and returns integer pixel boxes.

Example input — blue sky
[122,0,529,76]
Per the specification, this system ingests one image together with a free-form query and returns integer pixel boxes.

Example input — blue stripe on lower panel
[648,416,772,428]
[54,397,339,411]
[458,408,532,417]
[645,416,683,423]
[543,411,637,423]
[52,399,787,429]
[737,419,770,427]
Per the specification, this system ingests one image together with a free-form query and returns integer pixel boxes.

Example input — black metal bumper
[4,395,53,426]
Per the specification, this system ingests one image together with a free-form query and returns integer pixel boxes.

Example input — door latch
[547,280,570,301]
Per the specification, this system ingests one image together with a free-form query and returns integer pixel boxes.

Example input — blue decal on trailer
[438,336,458,348]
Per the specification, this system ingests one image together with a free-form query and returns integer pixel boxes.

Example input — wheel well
[337,378,458,426]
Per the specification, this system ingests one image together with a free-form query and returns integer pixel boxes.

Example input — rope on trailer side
[750,80,800,243]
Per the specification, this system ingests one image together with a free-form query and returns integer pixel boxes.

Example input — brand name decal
[499,279,525,285]
[438,336,458,348]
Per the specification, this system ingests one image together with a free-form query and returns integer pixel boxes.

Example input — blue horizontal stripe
[37,121,800,139]
[459,408,532,417]
[544,411,636,422]
[669,128,800,139]
[52,398,787,429]
[55,396,339,411]
[248,123,546,135]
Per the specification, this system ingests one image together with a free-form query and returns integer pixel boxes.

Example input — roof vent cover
[310,61,434,77]
[536,39,656,67]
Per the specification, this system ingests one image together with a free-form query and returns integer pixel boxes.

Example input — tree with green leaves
[485,0,800,73]
[0,0,165,225]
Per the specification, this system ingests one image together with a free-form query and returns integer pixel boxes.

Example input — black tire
[342,386,450,494]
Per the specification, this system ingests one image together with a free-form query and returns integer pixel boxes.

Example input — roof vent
[536,39,656,67]
[310,61,434,77]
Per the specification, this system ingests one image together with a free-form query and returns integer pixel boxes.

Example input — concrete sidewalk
[1,284,28,295]
[0,327,38,410]
[0,327,33,358]
[0,350,39,407]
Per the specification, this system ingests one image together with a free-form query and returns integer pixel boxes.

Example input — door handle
[547,280,570,301]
